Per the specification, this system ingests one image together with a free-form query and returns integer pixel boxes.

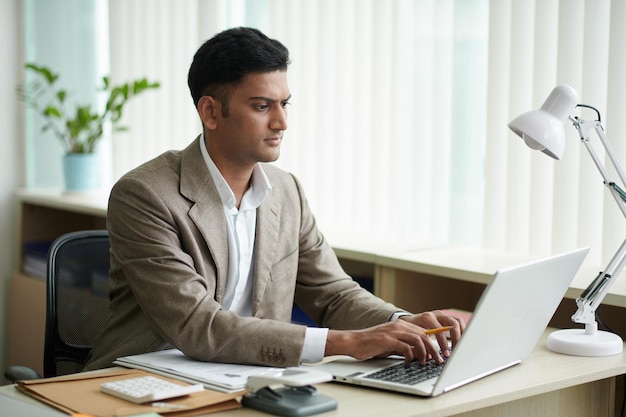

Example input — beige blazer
[83,137,398,371]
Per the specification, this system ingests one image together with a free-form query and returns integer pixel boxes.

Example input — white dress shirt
[199,136,327,363]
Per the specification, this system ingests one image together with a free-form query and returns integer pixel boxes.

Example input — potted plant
[18,63,160,191]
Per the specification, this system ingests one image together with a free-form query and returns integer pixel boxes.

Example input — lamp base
[547,328,623,356]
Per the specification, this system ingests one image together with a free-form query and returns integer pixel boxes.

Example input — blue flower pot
[62,153,100,191]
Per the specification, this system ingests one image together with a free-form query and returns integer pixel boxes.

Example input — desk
[2,331,625,417]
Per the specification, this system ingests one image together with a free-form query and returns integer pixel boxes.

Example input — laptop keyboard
[364,357,447,386]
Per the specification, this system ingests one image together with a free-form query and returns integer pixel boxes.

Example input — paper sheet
[114,349,284,393]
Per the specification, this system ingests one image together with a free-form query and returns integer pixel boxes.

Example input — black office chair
[5,230,111,382]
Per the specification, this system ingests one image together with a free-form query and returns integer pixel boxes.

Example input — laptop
[310,247,589,397]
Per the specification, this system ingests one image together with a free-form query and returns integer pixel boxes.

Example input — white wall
[0,0,24,375]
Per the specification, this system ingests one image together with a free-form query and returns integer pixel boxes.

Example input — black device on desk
[242,368,337,417]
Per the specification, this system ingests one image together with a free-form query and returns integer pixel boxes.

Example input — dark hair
[187,27,291,113]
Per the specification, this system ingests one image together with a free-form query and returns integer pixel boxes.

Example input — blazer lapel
[179,141,281,311]
[180,137,229,302]
[252,179,281,315]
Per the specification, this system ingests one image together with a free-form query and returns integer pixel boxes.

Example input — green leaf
[19,63,160,153]
[26,63,59,84]
[43,106,62,118]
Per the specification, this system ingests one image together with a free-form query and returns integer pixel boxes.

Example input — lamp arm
[569,114,626,326]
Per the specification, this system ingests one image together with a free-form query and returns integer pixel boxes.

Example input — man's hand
[324,310,465,365]
[399,310,466,360]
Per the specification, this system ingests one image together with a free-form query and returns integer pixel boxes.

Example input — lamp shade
[508,85,579,160]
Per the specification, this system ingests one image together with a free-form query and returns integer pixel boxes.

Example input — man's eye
[255,104,269,111]
[281,101,291,108]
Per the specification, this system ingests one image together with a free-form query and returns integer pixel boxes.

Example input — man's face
[208,70,291,170]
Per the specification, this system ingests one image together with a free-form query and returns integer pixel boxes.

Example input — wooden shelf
[7,189,107,374]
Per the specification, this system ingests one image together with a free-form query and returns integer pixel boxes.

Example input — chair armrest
[4,365,42,383]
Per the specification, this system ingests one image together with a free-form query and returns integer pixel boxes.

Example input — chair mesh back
[44,230,110,377]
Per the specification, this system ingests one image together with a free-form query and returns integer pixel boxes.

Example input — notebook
[310,247,589,397]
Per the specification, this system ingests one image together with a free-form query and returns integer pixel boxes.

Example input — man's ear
[197,96,220,129]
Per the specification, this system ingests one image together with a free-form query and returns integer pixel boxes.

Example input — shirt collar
[199,134,272,211]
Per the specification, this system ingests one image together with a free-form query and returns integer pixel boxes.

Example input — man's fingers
[329,318,459,365]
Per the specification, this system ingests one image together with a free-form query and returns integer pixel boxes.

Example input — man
[84,27,464,371]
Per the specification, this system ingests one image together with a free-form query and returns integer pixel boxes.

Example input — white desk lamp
[508,84,624,356]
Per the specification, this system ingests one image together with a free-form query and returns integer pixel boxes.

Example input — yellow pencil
[424,326,453,335]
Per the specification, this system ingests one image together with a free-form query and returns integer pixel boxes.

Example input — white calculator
[100,375,204,404]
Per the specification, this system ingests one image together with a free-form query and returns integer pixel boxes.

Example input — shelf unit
[7,189,108,375]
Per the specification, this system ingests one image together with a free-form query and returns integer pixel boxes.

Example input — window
[23,0,109,188]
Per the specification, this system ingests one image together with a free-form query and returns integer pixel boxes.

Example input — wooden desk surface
[2,331,625,417]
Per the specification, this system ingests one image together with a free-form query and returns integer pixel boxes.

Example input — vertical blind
[106,0,626,265]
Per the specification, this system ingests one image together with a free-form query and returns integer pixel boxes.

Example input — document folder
[16,368,241,417]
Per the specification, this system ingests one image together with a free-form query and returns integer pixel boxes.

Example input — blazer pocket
[269,248,298,281]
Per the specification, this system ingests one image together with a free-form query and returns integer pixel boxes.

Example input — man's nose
[270,107,288,131]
